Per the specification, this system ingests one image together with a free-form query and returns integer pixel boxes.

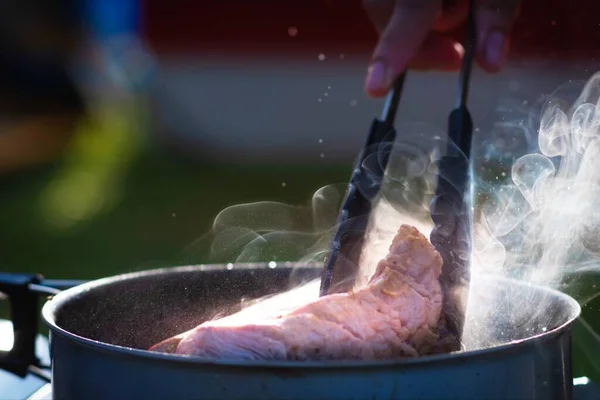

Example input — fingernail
[366,61,392,94]
[484,31,508,68]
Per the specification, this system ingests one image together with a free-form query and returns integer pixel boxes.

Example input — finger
[364,0,442,97]
[475,0,521,72]
[408,33,463,71]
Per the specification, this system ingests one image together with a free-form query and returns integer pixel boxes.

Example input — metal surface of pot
[37,263,579,400]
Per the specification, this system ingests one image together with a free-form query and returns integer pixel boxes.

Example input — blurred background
[0,0,599,382]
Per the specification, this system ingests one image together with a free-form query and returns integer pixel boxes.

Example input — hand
[363,0,521,97]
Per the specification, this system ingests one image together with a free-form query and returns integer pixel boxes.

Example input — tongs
[320,0,476,343]
[318,74,406,296]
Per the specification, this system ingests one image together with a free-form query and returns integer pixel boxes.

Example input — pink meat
[149,225,444,360]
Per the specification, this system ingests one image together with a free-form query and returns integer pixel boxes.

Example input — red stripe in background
[140,0,600,60]
[139,0,375,58]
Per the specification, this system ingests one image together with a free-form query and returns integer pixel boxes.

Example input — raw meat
[149,224,445,360]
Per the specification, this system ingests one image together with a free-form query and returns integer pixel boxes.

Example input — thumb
[475,0,521,72]
[365,0,442,97]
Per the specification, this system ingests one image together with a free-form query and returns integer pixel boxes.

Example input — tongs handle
[430,0,476,343]
[381,74,406,125]
[319,74,406,297]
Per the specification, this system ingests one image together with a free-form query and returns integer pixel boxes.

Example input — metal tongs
[320,1,476,344]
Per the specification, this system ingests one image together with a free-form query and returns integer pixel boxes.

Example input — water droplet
[288,26,298,37]
[501,172,507,177]
[339,54,345,59]
[320,153,325,158]
[475,127,480,132]
[327,85,331,89]
[226,263,234,270]
[318,138,323,143]
[318,98,322,102]
[268,261,277,269]
[318,53,326,61]
[350,100,358,106]
[324,92,328,96]
[551,20,557,26]
[172,213,176,217]
[281,182,287,187]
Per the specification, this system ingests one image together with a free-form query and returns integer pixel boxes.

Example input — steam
[183,125,451,268]
[206,184,344,267]
[477,71,600,304]
[182,72,600,351]
[184,125,463,302]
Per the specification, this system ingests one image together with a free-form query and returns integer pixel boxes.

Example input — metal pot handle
[0,272,84,377]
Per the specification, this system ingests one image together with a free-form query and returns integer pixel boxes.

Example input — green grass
[0,153,350,279]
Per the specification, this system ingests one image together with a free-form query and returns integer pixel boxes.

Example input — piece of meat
[149,224,444,360]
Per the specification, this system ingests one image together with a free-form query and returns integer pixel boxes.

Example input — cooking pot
[0,263,581,399]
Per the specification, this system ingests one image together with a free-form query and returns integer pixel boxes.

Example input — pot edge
[41,262,582,370]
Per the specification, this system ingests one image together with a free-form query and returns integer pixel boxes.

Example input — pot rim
[41,262,582,369]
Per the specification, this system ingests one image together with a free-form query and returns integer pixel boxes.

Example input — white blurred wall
[150,56,600,165]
